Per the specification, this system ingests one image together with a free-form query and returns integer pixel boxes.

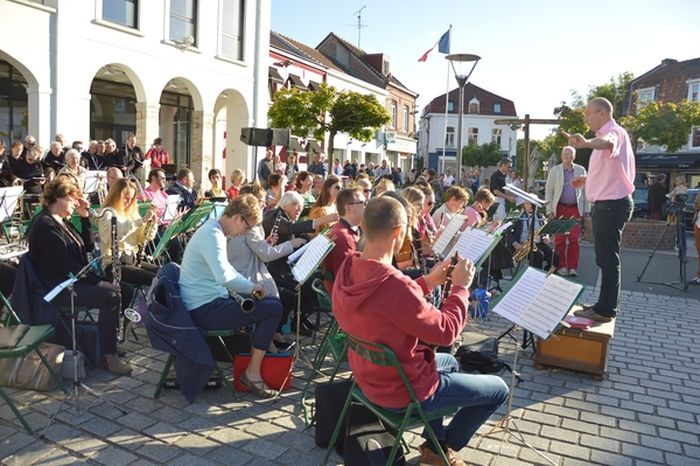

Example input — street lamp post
[446,53,480,178]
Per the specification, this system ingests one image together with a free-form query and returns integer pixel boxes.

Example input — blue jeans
[590,196,633,317]
[420,353,509,451]
[190,297,282,351]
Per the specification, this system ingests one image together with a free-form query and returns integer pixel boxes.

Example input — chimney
[661,58,678,66]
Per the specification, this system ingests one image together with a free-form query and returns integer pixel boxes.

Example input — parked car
[632,185,649,218]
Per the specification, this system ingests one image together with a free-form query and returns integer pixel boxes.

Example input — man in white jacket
[545,146,587,276]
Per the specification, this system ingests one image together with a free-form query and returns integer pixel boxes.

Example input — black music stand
[42,258,128,438]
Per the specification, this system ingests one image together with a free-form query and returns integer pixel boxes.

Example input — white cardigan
[544,163,587,216]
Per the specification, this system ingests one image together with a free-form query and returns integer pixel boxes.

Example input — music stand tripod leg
[488,326,557,466]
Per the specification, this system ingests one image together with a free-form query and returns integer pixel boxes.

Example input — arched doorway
[90,64,143,147]
[213,89,249,184]
[159,78,201,170]
[0,60,29,147]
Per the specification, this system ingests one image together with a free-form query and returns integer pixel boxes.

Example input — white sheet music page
[520,274,583,338]
[433,214,466,258]
[493,267,583,339]
[447,227,494,264]
[0,186,23,223]
[493,267,547,324]
[292,234,333,284]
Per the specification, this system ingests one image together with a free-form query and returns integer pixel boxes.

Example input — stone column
[190,110,214,186]
[135,102,160,150]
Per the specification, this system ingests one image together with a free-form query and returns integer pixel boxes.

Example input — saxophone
[512,216,548,263]
[267,209,283,245]
[136,203,159,266]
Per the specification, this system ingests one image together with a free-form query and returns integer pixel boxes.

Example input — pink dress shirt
[585,119,636,202]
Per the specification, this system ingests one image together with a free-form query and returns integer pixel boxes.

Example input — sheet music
[83,171,106,194]
[446,227,494,264]
[162,194,181,223]
[287,240,310,265]
[44,276,78,302]
[493,221,513,236]
[433,214,466,258]
[493,267,583,339]
[0,186,23,223]
[504,183,545,207]
[291,234,333,284]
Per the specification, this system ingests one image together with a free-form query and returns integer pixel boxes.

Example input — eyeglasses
[241,216,253,230]
[348,200,367,206]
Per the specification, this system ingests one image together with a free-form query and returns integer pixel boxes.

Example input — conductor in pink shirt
[562,97,635,323]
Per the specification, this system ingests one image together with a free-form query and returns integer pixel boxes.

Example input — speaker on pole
[240,128,291,147]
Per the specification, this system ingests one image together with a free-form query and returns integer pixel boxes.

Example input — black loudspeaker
[240,127,290,147]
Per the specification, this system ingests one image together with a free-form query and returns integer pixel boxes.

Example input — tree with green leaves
[462,141,502,168]
[267,82,390,174]
[570,72,635,117]
[620,100,700,153]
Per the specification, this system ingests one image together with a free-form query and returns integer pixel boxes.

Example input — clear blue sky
[271,0,700,139]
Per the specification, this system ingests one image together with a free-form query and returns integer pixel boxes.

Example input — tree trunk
[326,130,337,176]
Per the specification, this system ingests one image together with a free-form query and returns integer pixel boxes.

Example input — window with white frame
[103,0,138,28]
[468,98,479,114]
[402,105,409,133]
[492,128,502,145]
[445,126,455,147]
[220,0,244,60]
[636,87,655,112]
[689,81,700,149]
[170,0,197,45]
[389,100,397,129]
[447,101,454,112]
[493,102,502,114]
[468,127,478,143]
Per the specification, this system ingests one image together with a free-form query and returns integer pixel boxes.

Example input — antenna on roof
[350,5,368,48]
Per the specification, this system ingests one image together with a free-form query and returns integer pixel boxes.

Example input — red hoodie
[332,254,469,409]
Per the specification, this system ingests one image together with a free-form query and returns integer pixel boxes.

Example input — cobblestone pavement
[2,274,700,465]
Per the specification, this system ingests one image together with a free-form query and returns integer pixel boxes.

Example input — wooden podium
[534,306,616,380]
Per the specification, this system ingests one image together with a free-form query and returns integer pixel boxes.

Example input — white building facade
[419,83,518,173]
[0,0,271,183]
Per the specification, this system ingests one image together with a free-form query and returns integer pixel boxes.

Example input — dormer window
[468,98,479,114]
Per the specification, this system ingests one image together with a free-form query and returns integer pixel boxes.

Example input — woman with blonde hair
[308,175,341,236]
[97,178,159,288]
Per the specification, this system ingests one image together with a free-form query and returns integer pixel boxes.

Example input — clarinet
[411,227,429,277]
[440,254,459,307]
[111,215,127,343]
[268,210,283,245]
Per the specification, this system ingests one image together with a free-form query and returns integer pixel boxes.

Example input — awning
[268,67,284,83]
[305,139,322,154]
[287,74,307,90]
[286,137,304,152]
[636,152,700,169]
[308,81,321,92]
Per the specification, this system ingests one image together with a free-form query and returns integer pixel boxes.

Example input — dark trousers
[531,241,559,271]
[52,282,129,355]
[107,262,159,289]
[190,297,282,351]
[591,196,633,317]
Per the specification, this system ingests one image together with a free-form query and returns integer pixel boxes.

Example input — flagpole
[441,59,450,175]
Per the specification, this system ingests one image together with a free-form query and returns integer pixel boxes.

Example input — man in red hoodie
[333,196,509,466]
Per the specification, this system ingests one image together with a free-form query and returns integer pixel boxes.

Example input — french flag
[418,28,451,62]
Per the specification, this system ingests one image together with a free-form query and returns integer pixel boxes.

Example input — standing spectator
[490,159,516,220]
[509,169,522,189]
[647,174,667,221]
[257,149,274,189]
[121,133,144,178]
[374,159,392,178]
[332,158,343,176]
[144,137,170,169]
[43,141,66,171]
[564,97,635,323]
[443,169,455,188]
[227,168,244,199]
[691,191,700,285]
[285,151,299,180]
[307,153,328,177]
[668,175,689,203]
[273,154,284,175]
[545,146,587,276]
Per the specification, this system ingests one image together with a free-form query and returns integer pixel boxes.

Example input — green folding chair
[153,329,240,400]
[322,333,457,466]
[0,293,66,435]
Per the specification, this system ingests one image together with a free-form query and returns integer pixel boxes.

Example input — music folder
[290,234,334,285]
[445,227,503,268]
[491,266,584,339]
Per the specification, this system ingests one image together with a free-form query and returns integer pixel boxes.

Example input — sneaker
[572,307,613,323]
[101,354,133,376]
[690,277,700,285]
[419,441,465,466]
[557,267,568,275]
[568,269,578,277]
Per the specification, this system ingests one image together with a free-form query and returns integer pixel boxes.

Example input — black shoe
[292,321,313,337]
[302,316,320,332]
[272,339,292,350]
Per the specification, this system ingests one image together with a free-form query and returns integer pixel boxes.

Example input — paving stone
[90,445,139,466]
[640,434,683,454]
[136,440,182,463]
[4,443,65,466]
[666,452,700,465]
[620,443,665,463]
[241,438,287,460]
